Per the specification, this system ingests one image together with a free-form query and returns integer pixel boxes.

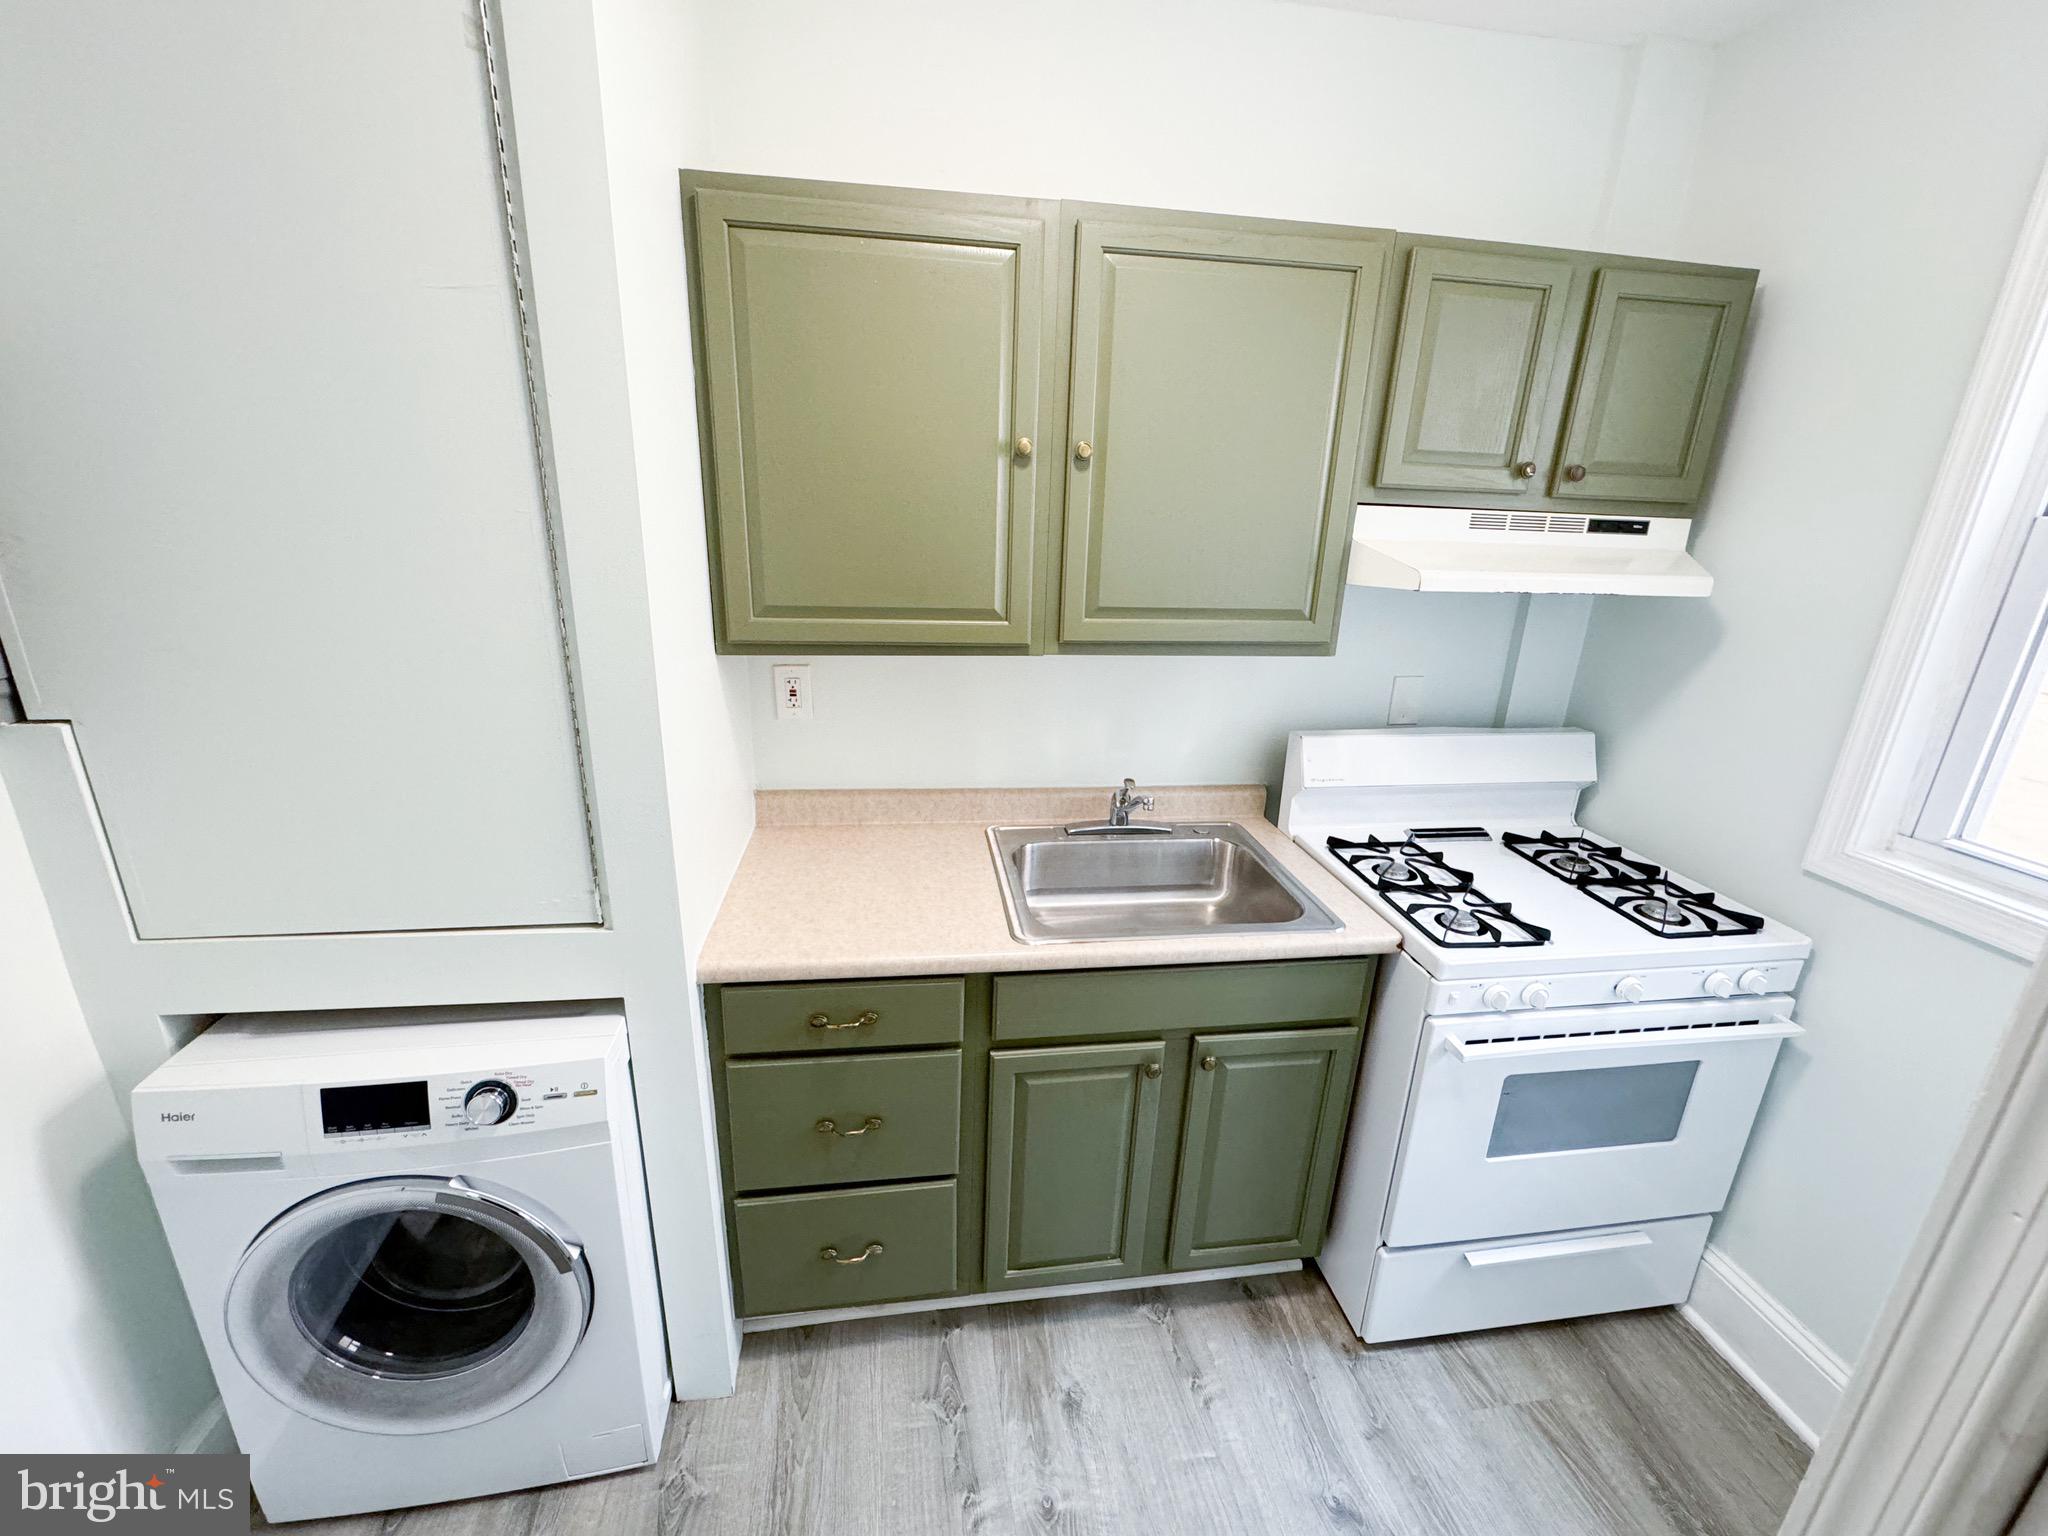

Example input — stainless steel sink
[987,821,1343,944]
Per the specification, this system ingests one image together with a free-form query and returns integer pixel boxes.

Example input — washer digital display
[320,1080,431,1135]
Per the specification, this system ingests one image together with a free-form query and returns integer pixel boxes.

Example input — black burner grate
[1328,836,1551,949]
[1503,831,1765,940]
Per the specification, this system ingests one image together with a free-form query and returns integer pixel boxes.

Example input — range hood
[1346,504,1714,597]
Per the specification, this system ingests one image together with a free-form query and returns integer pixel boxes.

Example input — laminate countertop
[695,786,1401,985]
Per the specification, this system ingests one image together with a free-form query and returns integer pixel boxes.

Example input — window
[1810,158,2048,957]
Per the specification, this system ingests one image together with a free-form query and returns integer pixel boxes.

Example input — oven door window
[1487,1060,1701,1158]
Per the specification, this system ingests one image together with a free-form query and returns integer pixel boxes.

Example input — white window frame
[1808,155,2048,959]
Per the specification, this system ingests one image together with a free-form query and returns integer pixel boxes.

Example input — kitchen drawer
[1359,1214,1711,1344]
[734,1179,959,1316]
[993,959,1372,1043]
[725,1050,961,1193]
[720,977,964,1055]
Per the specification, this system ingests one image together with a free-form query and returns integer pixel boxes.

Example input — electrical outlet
[772,664,812,721]
[1388,674,1424,726]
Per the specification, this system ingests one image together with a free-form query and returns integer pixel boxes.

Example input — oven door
[1382,997,1801,1248]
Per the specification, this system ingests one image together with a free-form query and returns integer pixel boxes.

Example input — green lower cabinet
[984,1041,1164,1288]
[1167,1027,1361,1269]
[724,1050,961,1192]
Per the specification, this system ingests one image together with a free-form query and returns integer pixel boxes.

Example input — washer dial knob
[1481,984,1514,1012]
[1738,968,1771,996]
[1614,975,1647,1004]
[463,1080,517,1128]
[1704,971,1736,999]
[1521,982,1553,1010]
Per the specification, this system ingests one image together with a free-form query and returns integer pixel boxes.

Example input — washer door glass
[225,1176,592,1436]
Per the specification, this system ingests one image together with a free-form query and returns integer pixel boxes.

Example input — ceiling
[1292,0,1801,44]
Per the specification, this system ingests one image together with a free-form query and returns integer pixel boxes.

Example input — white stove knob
[1614,975,1647,1004]
[1738,968,1771,996]
[1481,984,1514,1012]
[1704,971,1736,999]
[1520,982,1553,1010]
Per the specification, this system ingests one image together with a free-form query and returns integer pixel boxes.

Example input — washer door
[224,1175,593,1436]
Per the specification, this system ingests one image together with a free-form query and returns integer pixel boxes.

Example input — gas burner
[1327,836,1472,897]
[1598,875,1765,940]
[1505,831,1764,940]
[1329,838,1550,949]
[1503,830,1659,886]
[1400,890,1552,949]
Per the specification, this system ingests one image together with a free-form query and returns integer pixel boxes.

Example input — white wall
[678,0,1715,791]
[1570,0,2048,1363]
[589,0,757,941]
[0,777,214,1452]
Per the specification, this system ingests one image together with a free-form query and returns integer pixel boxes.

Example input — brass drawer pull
[808,1010,879,1032]
[821,1242,883,1265]
[815,1116,884,1137]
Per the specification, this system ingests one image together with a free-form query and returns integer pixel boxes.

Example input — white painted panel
[0,0,596,937]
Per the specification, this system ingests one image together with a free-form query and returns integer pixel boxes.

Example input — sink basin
[987,821,1343,944]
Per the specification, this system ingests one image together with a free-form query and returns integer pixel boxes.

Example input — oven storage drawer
[725,1050,962,1193]
[1361,1214,1711,1343]
[734,1179,959,1316]
[1384,1001,1800,1248]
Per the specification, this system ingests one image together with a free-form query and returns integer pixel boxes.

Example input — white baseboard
[1680,1244,1850,1448]
[741,1260,1301,1332]
[173,1397,237,1456]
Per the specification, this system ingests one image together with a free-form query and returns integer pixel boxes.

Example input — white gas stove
[1281,727,1810,1345]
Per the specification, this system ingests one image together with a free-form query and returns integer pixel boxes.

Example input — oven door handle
[1443,1017,1802,1062]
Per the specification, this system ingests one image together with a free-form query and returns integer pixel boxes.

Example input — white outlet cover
[1388,674,1423,726]
[772,663,812,721]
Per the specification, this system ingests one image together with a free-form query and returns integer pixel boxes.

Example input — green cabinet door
[1551,267,1754,504]
[1375,246,1576,494]
[690,187,1052,646]
[985,1041,1164,1288]
[1058,219,1389,647]
[1167,1027,1360,1270]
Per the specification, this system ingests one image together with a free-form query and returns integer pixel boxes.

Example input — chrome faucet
[1107,777,1155,828]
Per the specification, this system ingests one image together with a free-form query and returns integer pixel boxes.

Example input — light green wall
[1570,0,2048,1365]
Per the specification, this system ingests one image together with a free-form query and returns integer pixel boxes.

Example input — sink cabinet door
[1167,1027,1360,1270]
[1057,217,1389,648]
[1550,267,1754,504]
[984,1041,1165,1288]
[690,185,1053,648]
[1374,246,1577,495]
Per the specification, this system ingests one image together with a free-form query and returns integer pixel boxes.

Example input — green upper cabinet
[1375,246,1575,494]
[984,1041,1164,1289]
[688,184,1053,647]
[1058,216,1390,648]
[1551,268,1754,504]
[1167,1027,1360,1270]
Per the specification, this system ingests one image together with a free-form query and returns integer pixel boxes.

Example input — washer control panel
[311,1058,609,1143]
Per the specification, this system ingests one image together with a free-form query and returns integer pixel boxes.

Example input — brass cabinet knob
[1014,435,1033,459]
[1074,441,1094,463]
[1201,1055,1218,1071]
[1563,464,1588,483]
[1143,1061,1162,1079]
[1513,460,1538,479]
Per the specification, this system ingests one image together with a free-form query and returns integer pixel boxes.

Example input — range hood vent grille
[1469,511,1590,535]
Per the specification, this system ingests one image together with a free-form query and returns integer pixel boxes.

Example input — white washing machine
[133,1002,670,1523]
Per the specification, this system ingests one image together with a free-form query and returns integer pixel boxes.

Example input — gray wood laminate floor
[268,1271,1808,1536]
